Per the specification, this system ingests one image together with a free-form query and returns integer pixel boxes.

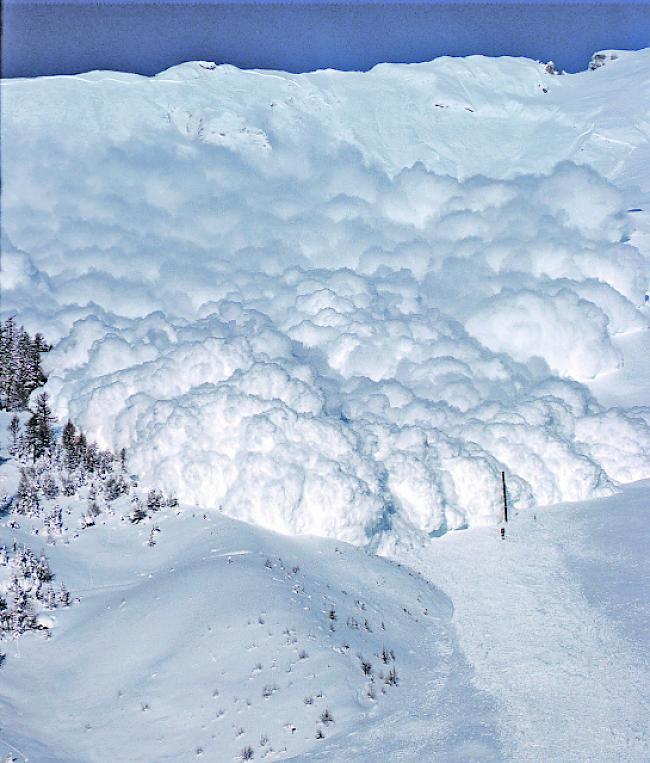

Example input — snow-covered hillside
[1,419,648,761]
[1,48,650,762]
[3,49,650,187]
[2,51,650,544]
[0,503,441,761]
[312,480,650,761]
[0,408,497,762]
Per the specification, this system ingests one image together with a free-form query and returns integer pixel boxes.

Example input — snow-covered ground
[303,480,650,761]
[1,48,650,760]
[408,481,650,762]
[0,440,498,762]
[1,455,648,761]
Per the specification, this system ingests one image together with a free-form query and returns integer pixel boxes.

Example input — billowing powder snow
[2,53,650,545]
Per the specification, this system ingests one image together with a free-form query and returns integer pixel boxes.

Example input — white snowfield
[2,49,650,544]
[0,492,476,762]
[1,48,650,761]
[0,464,648,762]
[308,481,650,762]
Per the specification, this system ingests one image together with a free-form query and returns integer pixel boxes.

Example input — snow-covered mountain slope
[2,49,650,763]
[2,429,648,761]
[0,440,498,762]
[409,480,650,763]
[3,49,649,188]
[2,52,650,544]
[310,480,650,762]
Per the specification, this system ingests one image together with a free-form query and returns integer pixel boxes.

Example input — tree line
[0,316,50,411]
[1,322,176,653]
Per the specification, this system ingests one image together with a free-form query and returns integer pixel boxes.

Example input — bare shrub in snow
[320,709,334,725]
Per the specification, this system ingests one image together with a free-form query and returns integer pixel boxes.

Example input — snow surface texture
[1,428,648,761]
[2,51,650,545]
[0,434,498,762]
[306,480,650,762]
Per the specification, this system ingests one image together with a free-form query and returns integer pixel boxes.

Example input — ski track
[411,490,650,762]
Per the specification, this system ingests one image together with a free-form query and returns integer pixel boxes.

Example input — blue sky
[2,1,649,78]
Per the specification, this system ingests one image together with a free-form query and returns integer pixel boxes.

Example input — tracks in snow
[412,496,650,762]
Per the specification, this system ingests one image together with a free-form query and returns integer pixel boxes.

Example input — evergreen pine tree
[129,496,147,523]
[0,318,17,409]
[16,329,37,407]
[7,415,20,455]
[33,332,50,354]
[104,473,129,502]
[84,442,99,473]
[11,589,35,633]
[75,431,88,470]
[45,586,58,610]
[26,392,55,460]
[14,327,48,408]
[62,475,77,496]
[14,470,40,516]
[44,505,64,536]
[147,489,164,513]
[58,584,71,607]
[40,471,59,499]
[62,420,77,468]
[36,552,54,582]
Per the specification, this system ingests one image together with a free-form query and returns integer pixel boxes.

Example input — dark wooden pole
[501,471,508,522]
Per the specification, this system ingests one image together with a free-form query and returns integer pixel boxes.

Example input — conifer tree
[36,552,54,582]
[40,472,59,500]
[147,489,164,513]
[62,475,77,496]
[62,420,77,467]
[14,470,40,516]
[58,584,71,607]
[129,496,147,523]
[25,392,55,460]
[76,431,88,467]
[16,329,36,407]
[7,415,20,455]
[84,442,99,473]
[0,317,17,409]
[11,593,34,633]
[45,587,58,610]
[104,473,129,502]
[44,505,64,536]
[33,332,50,354]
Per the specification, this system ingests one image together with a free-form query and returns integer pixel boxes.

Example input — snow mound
[588,50,624,71]
[2,54,650,544]
[0,504,470,762]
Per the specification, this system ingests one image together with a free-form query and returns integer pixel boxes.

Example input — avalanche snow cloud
[2,52,650,545]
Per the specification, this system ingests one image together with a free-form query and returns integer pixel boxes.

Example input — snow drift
[0,471,485,762]
[2,52,650,545]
